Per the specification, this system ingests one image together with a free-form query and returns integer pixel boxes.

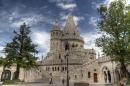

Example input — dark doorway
[93,73,98,83]
[1,70,11,81]
[108,70,111,83]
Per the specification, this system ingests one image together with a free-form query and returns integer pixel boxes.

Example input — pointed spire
[54,19,58,26]
[65,12,76,28]
[52,19,60,30]
[63,12,80,36]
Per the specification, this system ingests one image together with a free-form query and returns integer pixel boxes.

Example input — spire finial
[54,19,58,26]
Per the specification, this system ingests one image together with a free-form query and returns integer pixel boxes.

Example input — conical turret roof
[63,12,80,36]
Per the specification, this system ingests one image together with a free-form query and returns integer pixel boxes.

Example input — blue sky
[0,0,130,59]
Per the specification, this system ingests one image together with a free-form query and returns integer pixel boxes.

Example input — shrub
[2,79,22,85]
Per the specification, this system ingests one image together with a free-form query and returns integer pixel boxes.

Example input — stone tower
[42,12,96,76]
[50,19,62,53]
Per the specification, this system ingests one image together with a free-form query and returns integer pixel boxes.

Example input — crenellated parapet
[98,56,111,63]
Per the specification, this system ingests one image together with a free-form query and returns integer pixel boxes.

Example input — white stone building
[0,13,130,84]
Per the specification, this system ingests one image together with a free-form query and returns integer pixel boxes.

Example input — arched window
[56,32,58,35]
[52,67,54,71]
[88,72,91,78]
[62,67,64,71]
[75,75,77,79]
[81,45,83,47]
[65,67,67,71]
[65,44,69,50]
[66,31,69,35]
[59,54,61,59]
[57,67,59,71]
[72,44,74,47]
[1,70,11,81]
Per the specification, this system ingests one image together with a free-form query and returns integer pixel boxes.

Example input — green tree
[95,0,130,77]
[3,23,39,80]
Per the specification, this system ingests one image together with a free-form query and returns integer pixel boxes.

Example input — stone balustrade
[98,56,111,63]
[62,36,84,41]
[42,59,83,65]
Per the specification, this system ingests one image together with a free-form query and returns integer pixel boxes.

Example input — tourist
[120,77,124,86]
[123,76,127,86]
[49,73,53,84]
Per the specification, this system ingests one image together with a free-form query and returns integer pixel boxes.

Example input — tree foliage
[95,0,130,76]
[3,23,39,80]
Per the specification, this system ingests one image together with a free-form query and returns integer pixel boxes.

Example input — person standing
[49,73,53,84]
[120,77,124,86]
[123,76,127,86]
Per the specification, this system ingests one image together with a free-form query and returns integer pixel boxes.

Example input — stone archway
[102,66,111,83]
[93,73,98,83]
[1,70,11,81]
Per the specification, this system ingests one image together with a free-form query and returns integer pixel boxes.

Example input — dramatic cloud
[81,32,102,58]
[88,17,97,27]
[49,0,77,11]
[31,31,50,58]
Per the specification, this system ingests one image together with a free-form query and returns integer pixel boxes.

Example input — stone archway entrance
[102,67,111,83]
[1,70,11,81]
[93,73,98,83]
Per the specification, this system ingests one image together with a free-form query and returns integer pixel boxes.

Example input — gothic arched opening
[1,70,11,81]
[104,71,107,83]
[65,42,69,50]
[108,70,111,83]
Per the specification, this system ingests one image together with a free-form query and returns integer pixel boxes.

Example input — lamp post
[65,41,69,86]
[66,53,69,86]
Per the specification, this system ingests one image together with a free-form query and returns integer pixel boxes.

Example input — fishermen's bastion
[0,13,130,85]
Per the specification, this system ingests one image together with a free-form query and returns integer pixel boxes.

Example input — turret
[63,12,80,37]
[50,19,62,52]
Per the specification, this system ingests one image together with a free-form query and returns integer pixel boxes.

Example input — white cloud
[73,16,84,26]
[57,3,77,11]
[11,15,40,27]
[11,14,53,28]
[49,0,74,3]
[0,46,5,57]
[88,17,97,27]
[81,33,103,58]
[31,31,50,58]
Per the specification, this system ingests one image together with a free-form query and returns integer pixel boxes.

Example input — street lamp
[66,53,69,86]
[65,41,69,86]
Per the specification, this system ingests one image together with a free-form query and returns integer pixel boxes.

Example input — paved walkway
[1,82,119,86]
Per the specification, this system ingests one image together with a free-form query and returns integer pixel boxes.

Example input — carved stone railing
[42,59,83,65]
[62,59,98,75]
[62,36,84,41]
[98,56,111,63]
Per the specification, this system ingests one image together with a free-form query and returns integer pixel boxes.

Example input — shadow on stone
[74,82,89,86]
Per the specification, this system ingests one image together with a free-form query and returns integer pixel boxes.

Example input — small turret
[50,19,62,52]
